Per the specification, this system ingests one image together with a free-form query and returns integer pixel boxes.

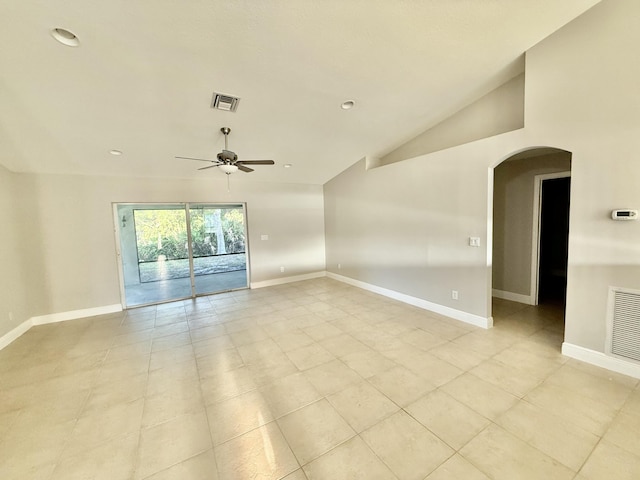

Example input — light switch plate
[261,234,269,241]
[469,237,481,247]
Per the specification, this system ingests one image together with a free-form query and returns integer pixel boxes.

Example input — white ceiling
[0,0,600,185]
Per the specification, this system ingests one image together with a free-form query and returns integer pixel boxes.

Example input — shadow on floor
[492,297,565,350]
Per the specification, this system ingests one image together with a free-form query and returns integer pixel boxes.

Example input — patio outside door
[115,203,249,307]
[189,204,248,295]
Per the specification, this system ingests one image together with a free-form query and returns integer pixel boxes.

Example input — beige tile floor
[1,278,640,479]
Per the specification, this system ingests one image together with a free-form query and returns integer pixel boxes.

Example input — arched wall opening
[489,146,572,338]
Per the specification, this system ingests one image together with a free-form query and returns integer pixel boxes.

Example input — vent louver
[211,93,240,112]
[608,288,640,362]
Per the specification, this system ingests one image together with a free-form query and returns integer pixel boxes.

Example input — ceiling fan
[176,127,275,174]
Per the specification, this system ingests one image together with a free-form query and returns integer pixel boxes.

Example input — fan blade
[236,160,275,165]
[237,164,254,173]
[176,155,219,163]
[198,165,218,171]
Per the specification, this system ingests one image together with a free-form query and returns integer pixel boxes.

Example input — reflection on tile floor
[1,278,639,479]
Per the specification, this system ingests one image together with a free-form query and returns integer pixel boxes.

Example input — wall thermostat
[611,209,638,220]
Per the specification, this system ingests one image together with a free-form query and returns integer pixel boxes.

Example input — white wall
[7,173,325,324]
[325,133,530,322]
[0,165,31,337]
[378,73,525,167]
[325,0,640,362]
[524,0,640,352]
[493,152,571,298]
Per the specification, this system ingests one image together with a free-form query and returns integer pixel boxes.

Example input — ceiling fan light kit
[218,164,238,174]
[176,127,275,176]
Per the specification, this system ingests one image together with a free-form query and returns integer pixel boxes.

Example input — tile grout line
[188,295,224,480]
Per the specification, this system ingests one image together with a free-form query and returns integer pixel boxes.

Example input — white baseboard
[492,289,535,305]
[0,319,33,351]
[0,304,123,351]
[31,304,123,326]
[250,271,327,289]
[328,272,492,329]
[562,342,640,379]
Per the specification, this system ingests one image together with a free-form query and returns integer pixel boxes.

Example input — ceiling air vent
[211,92,240,112]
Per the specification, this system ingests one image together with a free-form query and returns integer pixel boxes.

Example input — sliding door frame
[112,202,250,309]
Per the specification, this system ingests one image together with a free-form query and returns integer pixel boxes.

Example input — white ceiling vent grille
[211,93,240,112]
[607,287,640,363]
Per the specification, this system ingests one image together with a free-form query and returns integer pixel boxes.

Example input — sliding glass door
[115,203,248,307]
[188,204,248,295]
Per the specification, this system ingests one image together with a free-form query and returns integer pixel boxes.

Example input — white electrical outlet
[261,234,269,241]
[451,290,459,300]
[280,266,285,273]
[469,237,481,247]
[338,263,341,269]
[8,311,13,322]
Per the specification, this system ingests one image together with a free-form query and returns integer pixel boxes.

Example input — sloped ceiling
[0,0,600,185]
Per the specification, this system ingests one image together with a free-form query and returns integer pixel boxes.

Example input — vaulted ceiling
[0,1,600,185]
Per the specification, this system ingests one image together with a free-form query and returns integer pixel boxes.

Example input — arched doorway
[490,147,572,340]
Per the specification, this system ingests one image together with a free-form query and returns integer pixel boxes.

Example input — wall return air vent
[211,92,240,112]
[607,287,640,363]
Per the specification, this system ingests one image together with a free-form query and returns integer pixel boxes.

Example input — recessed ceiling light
[341,100,355,110]
[284,164,292,168]
[51,28,80,47]
[109,149,123,156]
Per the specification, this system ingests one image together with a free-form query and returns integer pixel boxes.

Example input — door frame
[112,202,250,308]
[530,171,571,305]
[113,203,127,308]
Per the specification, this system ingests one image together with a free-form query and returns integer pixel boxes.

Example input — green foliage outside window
[134,208,245,262]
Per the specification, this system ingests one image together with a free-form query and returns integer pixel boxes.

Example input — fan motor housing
[217,150,238,163]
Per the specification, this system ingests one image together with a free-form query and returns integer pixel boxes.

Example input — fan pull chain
[226,172,231,192]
